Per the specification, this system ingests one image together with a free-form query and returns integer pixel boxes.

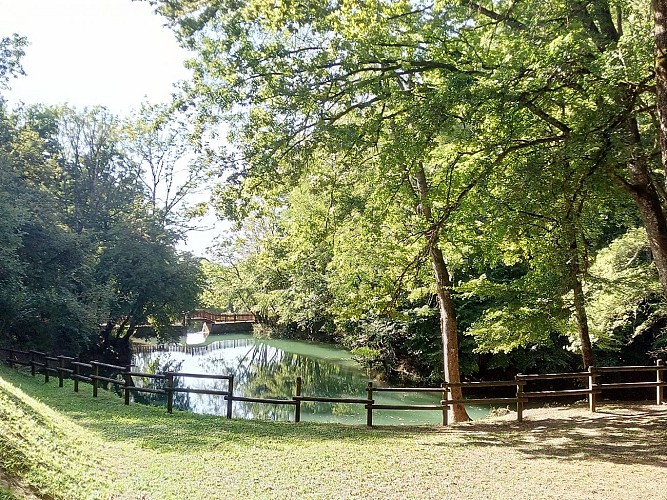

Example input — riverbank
[1,365,666,499]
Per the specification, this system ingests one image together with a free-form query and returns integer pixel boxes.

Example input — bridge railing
[188,310,256,323]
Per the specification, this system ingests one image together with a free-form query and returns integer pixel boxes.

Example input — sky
[0,0,225,256]
[0,0,189,114]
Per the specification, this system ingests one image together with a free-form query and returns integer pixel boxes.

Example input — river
[131,333,498,425]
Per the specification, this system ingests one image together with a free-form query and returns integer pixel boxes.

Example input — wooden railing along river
[0,347,664,425]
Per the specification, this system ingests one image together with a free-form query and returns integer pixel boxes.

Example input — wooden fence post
[166,372,174,414]
[30,351,36,377]
[657,359,664,406]
[123,366,131,405]
[44,356,49,383]
[295,376,302,423]
[516,375,524,422]
[58,356,65,388]
[588,366,597,412]
[8,349,14,369]
[366,382,373,427]
[226,375,234,419]
[74,360,79,393]
[92,362,99,398]
[442,384,449,426]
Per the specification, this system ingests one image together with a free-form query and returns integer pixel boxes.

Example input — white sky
[0,0,226,256]
[0,0,189,114]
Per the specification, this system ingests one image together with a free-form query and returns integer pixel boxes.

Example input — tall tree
[0,103,102,354]
[0,37,206,357]
[653,1,667,288]
[152,0,659,387]
[656,1,667,164]
[0,130,27,337]
[96,216,204,363]
[55,106,141,235]
[123,102,208,234]
[153,0,507,421]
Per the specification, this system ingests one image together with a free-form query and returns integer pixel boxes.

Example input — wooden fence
[0,347,664,426]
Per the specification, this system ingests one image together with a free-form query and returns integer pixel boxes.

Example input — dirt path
[475,401,667,425]
[427,402,667,500]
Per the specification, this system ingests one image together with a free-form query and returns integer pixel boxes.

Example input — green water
[131,334,497,425]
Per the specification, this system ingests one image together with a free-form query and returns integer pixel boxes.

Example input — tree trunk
[113,336,133,367]
[623,138,667,298]
[632,192,667,295]
[571,0,667,298]
[414,165,469,423]
[430,245,470,422]
[99,320,115,354]
[569,243,594,369]
[653,0,667,181]
[645,0,667,298]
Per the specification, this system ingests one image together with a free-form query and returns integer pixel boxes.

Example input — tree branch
[459,0,526,30]
[520,97,572,135]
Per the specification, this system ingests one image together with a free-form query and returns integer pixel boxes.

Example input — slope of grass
[1,365,667,499]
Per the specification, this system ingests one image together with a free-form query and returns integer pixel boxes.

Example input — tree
[0,34,27,91]
[0,97,206,359]
[0,140,27,337]
[0,103,102,354]
[96,217,204,363]
[154,0,511,421]
[122,102,208,234]
[0,37,29,332]
[152,0,660,400]
[205,196,337,339]
[0,34,208,357]
[55,106,141,235]
[449,0,655,366]
[654,0,667,204]
[585,227,665,360]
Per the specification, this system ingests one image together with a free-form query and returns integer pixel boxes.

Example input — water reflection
[132,334,492,425]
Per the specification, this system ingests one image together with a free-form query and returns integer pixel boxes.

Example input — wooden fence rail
[0,347,664,426]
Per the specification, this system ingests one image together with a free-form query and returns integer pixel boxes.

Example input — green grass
[0,490,20,500]
[1,365,667,499]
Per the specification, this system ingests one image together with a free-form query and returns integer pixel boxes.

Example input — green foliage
[96,217,204,342]
[0,159,26,336]
[203,202,337,340]
[121,102,209,234]
[0,34,27,90]
[341,309,447,383]
[460,273,571,353]
[0,104,102,354]
[0,100,205,357]
[585,228,666,357]
[349,346,382,367]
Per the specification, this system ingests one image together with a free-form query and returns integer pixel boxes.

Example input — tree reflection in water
[131,335,482,425]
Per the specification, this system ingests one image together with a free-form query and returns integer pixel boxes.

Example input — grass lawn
[1,365,666,499]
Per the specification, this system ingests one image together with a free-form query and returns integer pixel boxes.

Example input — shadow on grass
[440,404,667,468]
